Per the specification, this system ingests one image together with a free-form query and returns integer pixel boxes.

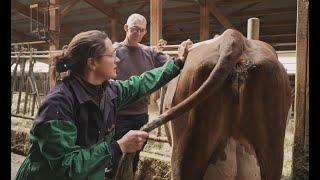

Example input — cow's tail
[141,29,245,132]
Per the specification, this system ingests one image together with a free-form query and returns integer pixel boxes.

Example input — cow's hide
[162,29,291,180]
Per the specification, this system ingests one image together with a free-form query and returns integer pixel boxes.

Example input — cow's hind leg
[203,137,238,180]
[235,138,261,180]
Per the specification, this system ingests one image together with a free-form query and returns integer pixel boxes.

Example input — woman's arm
[115,59,181,110]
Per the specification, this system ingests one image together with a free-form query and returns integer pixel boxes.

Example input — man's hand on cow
[117,130,149,153]
[178,39,193,63]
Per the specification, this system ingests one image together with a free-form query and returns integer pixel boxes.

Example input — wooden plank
[261,33,296,38]
[23,59,33,114]
[294,0,308,148]
[134,1,148,12]
[304,35,309,151]
[49,0,60,90]
[83,0,123,19]
[227,1,261,16]
[11,54,21,104]
[16,60,26,114]
[111,19,118,43]
[200,0,210,40]
[165,17,199,26]
[142,4,197,14]
[206,1,233,28]
[12,0,45,23]
[11,29,35,42]
[109,0,147,8]
[61,0,146,17]
[231,6,296,17]
[150,0,162,46]
[60,0,79,18]
[247,18,260,40]
[293,0,309,178]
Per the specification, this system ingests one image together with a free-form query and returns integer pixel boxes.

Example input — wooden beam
[215,0,265,6]
[165,27,201,36]
[60,7,98,17]
[231,7,296,17]
[83,0,123,19]
[11,0,45,24]
[247,18,260,40]
[293,0,309,178]
[150,0,162,46]
[11,28,35,42]
[60,0,79,18]
[273,45,296,51]
[111,19,118,43]
[271,42,296,47]
[142,4,197,14]
[260,36,296,44]
[61,1,146,18]
[134,1,148,12]
[165,0,195,3]
[165,17,199,26]
[49,0,60,89]
[200,0,210,40]
[227,1,261,16]
[199,0,233,28]
[261,33,296,38]
[109,0,147,8]
[165,24,295,38]
[241,19,296,27]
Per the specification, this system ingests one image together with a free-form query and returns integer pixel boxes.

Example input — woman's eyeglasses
[100,51,117,59]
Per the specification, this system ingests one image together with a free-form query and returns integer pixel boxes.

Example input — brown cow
[161,29,291,180]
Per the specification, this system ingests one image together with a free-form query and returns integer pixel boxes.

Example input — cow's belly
[203,137,261,180]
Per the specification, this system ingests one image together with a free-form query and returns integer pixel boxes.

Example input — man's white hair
[126,13,147,26]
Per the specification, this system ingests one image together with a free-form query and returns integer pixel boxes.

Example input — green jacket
[15,59,181,180]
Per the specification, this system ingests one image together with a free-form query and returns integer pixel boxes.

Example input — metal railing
[11,50,57,119]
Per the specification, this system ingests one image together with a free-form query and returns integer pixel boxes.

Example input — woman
[15,30,192,180]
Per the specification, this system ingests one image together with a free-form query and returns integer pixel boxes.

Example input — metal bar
[29,61,42,107]
[11,50,62,54]
[23,74,29,114]
[162,44,179,48]
[11,40,47,46]
[23,60,33,114]
[11,54,21,98]
[16,59,26,114]
[157,86,168,137]
[11,55,51,59]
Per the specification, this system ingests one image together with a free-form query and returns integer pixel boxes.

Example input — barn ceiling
[11,0,297,51]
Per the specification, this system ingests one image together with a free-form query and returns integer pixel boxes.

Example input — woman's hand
[117,130,149,153]
[178,39,193,63]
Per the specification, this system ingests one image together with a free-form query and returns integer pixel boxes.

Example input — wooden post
[247,18,260,40]
[200,0,209,41]
[49,0,60,90]
[111,18,118,43]
[293,0,309,178]
[150,0,162,46]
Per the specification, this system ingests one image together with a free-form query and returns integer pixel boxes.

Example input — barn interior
[11,0,309,179]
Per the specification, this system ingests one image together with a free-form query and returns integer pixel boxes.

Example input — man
[107,13,169,177]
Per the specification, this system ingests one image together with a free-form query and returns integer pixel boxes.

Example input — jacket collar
[66,75,117,104]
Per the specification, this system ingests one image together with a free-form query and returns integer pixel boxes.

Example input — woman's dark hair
[51,30,108,82]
